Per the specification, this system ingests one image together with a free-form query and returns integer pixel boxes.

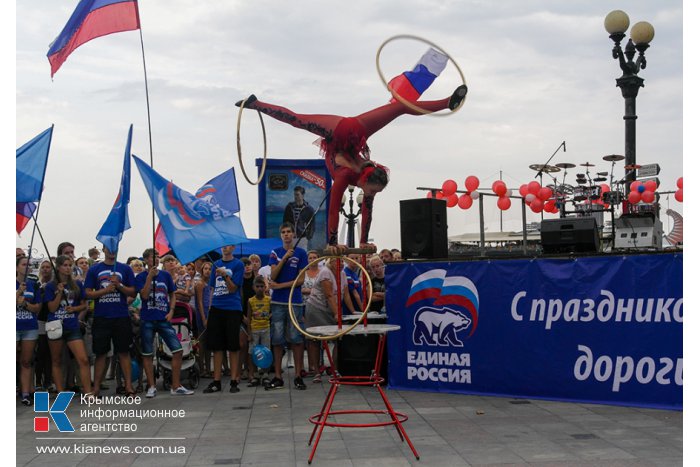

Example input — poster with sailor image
[257,158,331,251]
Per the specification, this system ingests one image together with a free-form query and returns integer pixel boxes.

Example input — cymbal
[555,162,576,169]
[529,164,561,173]
[580,162,596,167]
[597,171,608,176]
[603,154,625,162]
[593,177,607,182]
[624,164,642,170]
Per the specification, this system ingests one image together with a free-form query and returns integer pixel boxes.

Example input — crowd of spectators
[15,235,400,405]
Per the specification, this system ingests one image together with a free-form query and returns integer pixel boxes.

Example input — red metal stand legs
[306,335,420,464]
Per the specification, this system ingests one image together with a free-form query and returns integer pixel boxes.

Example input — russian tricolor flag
[47,0,140,77]
[434,276,480,336]
[406,269,447,307]
[16,202,36,235]
[388,48,449,102]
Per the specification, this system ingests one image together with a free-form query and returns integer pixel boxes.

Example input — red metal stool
[305,324,420,464]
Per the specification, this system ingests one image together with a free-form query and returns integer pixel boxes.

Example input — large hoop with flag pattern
[288,255,373,341]
[236,100,268,185]
[376,34,467,116]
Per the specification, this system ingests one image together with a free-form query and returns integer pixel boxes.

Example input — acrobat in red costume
[236,84,467,249]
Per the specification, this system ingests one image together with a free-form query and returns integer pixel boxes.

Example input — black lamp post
[604,10,655,199]
[340,186,363,248]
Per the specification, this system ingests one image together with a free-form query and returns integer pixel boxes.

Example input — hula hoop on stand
[288,255,373,341]
[376,34,468,116]
[236,98,268,185]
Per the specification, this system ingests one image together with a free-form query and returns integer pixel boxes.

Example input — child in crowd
[247,276,271,387]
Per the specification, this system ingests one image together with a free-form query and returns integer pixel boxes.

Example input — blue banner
[386,253,682,410]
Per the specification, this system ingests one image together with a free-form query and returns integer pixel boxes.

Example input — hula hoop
[375,34,467,116]
[288,255,373,341]
[236,99,268,185]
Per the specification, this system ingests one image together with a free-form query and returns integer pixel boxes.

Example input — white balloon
[470,191,480,200]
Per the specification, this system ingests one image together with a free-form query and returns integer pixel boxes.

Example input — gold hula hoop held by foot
[236,99,268,185]
[288,255,373,341]
[376,34,467,116]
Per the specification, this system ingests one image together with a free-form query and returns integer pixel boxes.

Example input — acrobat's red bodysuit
[244,93,460,246]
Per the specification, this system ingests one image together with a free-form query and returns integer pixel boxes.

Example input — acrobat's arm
[327,169,353,245]
[359,194,374,245]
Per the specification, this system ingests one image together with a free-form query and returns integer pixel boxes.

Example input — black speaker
[541,217,600,253]
[400,198,448,259]
[337,334,387,381]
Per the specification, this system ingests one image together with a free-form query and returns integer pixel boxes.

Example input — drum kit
[529,154,627,221]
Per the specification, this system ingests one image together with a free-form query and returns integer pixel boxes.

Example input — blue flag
[97,125,133,252]
[133,156,249,264]
[195,168,240,216]
[17,126,54,203]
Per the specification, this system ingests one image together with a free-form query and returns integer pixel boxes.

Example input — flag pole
[135,2,156,257]
[24,124,55,279]
[29,213,60,280]
[135,2,157,305]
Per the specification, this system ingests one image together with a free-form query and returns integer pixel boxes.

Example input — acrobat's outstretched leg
[236,96,342,139]
[356,85,467,138]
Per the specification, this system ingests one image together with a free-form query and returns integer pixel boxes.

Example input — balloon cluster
[429,176,484,210]
[627,179,657,204]
[518,181,557,214]
[675,177,683,203]
[490,179,512,210]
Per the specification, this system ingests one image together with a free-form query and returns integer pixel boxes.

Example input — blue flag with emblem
[17,126,54,203]
[133,156,249,264]
[96,125,133,252]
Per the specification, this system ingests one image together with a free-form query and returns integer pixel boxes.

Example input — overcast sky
[14,0,685,260]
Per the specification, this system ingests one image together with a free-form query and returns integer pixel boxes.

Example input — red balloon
[630,181,642,192]
[465,176,480,192]
[518,184,529,197]
[435,191,444,199]
[538,187,553,200]
[644,180,657,192]
[641,190,655,203]
[675,189,683,202]
[442,179,458,196]
[426,191,433,198]
[527,181,541,195]
[492,180,507,196]
[628,191,641,204]
[446,193,458,207]
[458,193,473,210]
[530,198,544,212]
[544,200,556,212]
[600,183,610,193]
[497,196,511,210]
[677,177,683,189]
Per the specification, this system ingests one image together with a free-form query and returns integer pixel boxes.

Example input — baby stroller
[154,301,200,390]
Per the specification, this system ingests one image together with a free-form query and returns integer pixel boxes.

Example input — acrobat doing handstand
[236,84,467,253]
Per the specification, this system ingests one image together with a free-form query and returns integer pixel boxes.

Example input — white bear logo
[412,306,471,347]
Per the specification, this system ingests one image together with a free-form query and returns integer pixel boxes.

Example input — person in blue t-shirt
[203,245,244,394]
[136,248,194,397]
[17,256,41,406]
[44,255,92,395]
[84,245,137,397]
[343,254,364,315]
[268,222,309,390]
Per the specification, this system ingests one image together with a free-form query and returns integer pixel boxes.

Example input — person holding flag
[136,248,194,397]
[236,48,466,251]
[86,126,136,398]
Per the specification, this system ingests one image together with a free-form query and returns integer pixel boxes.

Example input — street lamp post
[340,186,363,248]
[604,10,655,200]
